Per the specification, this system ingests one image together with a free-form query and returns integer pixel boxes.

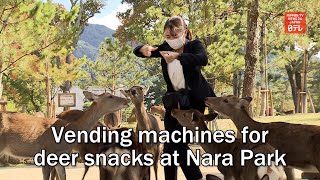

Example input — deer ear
[120,90,130,98]
[239,97,252,110]
[191,112,201,122]
[83,91,99,102]
[242,96,253,103]
[142,86,149,96]
[204,113,218,122]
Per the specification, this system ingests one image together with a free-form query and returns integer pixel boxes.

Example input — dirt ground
[0,163,303,180]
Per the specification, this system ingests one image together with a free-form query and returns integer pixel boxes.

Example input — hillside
[73,24,115,60]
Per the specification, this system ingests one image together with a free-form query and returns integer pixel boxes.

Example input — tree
[264,0,320,113]
[60,0,105,100]
[0,0,62,99]
[92,38,151,92]
[242,0,260,113]
[79,37,156,119]
[2,2,86,116]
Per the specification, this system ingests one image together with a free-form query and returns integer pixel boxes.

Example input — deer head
[204,96,253,117]
[171,109,217,131]
[83,91,130,113]
[120,86,149,104]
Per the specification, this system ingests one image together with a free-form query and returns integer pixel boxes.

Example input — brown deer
[127,108,136,123]
[98,127,149,180]
[205,95,320,180]
[56,109,83,122]
[150,105,165,120]
[33,112,45,117]
[103,112,121,129]
[121,86,161,180]
[171,108,285,180]
[55,109,105,180]
[0,91,129,180]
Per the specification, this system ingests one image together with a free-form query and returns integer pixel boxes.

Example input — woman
[133,16,216,180]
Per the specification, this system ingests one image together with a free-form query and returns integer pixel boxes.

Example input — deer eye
[223,99,228,103]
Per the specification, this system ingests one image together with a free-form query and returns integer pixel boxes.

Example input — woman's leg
[175,140,203,180]
[163,111,203,180]
[163,111,179,180]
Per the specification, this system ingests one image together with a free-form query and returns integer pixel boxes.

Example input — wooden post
[307,90,315,113]
[269,89,274,116]
[298,90,301,113]
[300,92,307,113]
[0,97,7,112]
[256,87,261,116]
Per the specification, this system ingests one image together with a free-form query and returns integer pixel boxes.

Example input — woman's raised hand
[140,45,158,57]
[159,51,179,64]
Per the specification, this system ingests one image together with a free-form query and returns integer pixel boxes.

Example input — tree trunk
[285,64,298,113]
[45,61,52,118]
[30,92,41,112]
[301,49,308,113]
[233,71,240,97]
[0,63,3,99]
[0,72,3,100]
[259,18,267,116]
[295,63,302,113]
[63,54,72,111]
[280,82,290,113]
[242,0,260,115]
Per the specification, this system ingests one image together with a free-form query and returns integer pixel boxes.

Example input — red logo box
[284,12,306,34]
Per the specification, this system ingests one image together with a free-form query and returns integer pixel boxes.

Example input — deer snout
[171,109,178,117]
[131,89,136,96]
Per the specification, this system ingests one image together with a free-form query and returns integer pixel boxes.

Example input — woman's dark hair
[164,16,192,40]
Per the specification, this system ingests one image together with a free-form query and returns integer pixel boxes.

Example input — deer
[33,112,45,117]
[121,86,161,180]
[56,109,83,122]
[171,108,285,180]
[149,105,165,120]
[55,109,105,180]
[98,127,149,180]
[103,112,121,129]
[127,108,137,123]
[205,95,320,180]
[0,91,129,180]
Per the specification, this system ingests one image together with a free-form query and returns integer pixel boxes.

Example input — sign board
[58,93,76,107]
[86,87,109,95]
[284,12,306,34]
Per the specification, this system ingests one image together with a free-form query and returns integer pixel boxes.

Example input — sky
[52,0,130,30]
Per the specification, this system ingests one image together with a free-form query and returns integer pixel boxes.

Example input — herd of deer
[0,86,319,180]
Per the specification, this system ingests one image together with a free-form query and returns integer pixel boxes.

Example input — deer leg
[284,167,295,180]
[81,165,90,180]
[42,165,52,180]
[142,167,151,180]
[50,168,58,180]
[153,148,160,180]
[99,165,112,180]
[260,174,269,180]
[55,164,66,180]
[0,136,5,153]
